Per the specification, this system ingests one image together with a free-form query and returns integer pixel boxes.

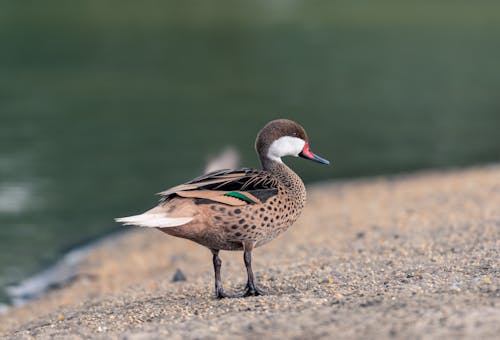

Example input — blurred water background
[1,1,499,303]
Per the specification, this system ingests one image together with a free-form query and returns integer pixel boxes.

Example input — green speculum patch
[224,191,256,204]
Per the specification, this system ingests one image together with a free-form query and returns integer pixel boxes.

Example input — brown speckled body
[160,162,306,250]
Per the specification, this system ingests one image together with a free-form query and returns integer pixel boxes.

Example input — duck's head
[255,119,330,166]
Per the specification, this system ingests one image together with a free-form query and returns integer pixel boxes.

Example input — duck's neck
[260,157,305,196]
[259,156,285,174]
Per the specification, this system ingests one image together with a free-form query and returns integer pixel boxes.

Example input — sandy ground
[1,165,499,339]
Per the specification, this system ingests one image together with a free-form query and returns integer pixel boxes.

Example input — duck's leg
[242,243,267,296]
[211,249,237,299]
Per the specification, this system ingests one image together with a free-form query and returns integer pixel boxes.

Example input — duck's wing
[159,168,279,206]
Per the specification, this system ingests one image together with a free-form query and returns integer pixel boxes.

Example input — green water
[1,1,499,303]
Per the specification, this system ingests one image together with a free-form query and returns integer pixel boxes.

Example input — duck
[115,119,330,298]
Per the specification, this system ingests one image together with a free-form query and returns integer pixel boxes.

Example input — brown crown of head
[255,119,308,156]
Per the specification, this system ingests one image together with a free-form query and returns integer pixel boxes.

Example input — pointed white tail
[114,214,192,228]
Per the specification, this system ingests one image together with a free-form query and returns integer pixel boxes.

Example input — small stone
[172,269,187,282]
[57,314,65,321]
[484,276,491,283]
[322,277,334,284]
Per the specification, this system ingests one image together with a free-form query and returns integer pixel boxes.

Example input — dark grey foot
[216,285,267,298]
[211,246,268,299]
[240,246,267,297]
[225,280,268,298]
[243,284,267,297]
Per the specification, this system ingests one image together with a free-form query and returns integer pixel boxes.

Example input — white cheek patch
[267,136,306,163]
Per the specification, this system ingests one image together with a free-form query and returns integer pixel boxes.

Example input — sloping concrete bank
[1,165,499,339]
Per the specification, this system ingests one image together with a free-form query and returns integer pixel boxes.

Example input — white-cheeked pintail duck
[116,119,329,298]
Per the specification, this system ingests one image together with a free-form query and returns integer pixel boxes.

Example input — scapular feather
[159,168,279,205]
